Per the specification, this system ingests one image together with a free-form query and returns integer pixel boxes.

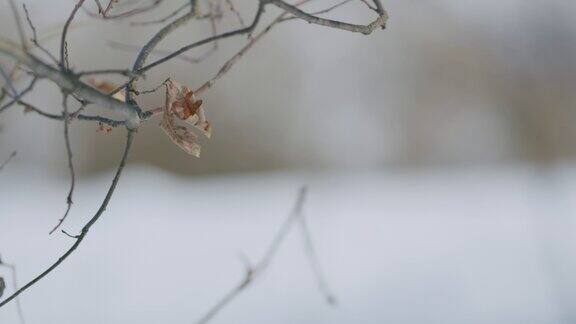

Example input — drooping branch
[0,130,135,308]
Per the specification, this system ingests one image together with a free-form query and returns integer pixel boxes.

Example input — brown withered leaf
[160,79,211,157]
[87,78,125,102]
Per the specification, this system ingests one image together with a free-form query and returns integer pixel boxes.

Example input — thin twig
[108,40,215,65]
[269,0,387,35]
[0,77,37,113]
[130,1,191,26]
[8,0,27,48]
[75,68,133,77]
[224,0,246,28]
[60,0,87,70]
[298,204,337,305]
[0,151,17,172]
[86,0,165,20]
[0,130,135,308]
[126,2,198,103]
[136,0,265,75]
[194,0,311,95]
[359,0,378,12]
[0,66,19,104]
[0,255,27,324]
[18,100,126,127]
[280,0,355,22]
[145,0,312,117]
[0,66,18,97]
[49,95,77,235]
[195,186,335,324]
[22,4,59,64]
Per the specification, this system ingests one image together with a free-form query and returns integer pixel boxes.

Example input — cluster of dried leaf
[88,77,212,156]
[161,79,211,157]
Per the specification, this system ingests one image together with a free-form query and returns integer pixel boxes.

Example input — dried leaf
[22,104,33,114]
[0,277,5,298]
[160,79,211,157]
[87,78,125,102]
[96,122,113,133]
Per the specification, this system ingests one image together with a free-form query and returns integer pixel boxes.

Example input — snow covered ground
[1,164,576,323]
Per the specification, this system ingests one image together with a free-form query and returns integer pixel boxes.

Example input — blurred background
[1,0,576,323]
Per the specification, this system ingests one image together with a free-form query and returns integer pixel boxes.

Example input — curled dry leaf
[160,79,211,157]
[87,78,125,102]
[0,277,5,298]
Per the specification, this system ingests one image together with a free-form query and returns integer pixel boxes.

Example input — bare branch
[0,65,18,97]
[0,37,141,126]
[0,255,27,324]
[269,0,387,35]
[224,0,246,28]
[298,201,337,305]
[8,0,27,48]
[0,66,19,104]
[18,100,126,127]
[0,151,17,172]
[195,186,335,324]
[0,130,135,308]
[87,0,166,20]
[22,4,60,64]
[60,0,87,70]
[280,0,355,22]
[194,0,314,95]
[194,1,293,95]
[108,40,215,65]
[0,76,37,113]
[359,0,378,13]
[126,3,198,102]
[136,1,265,75]
[130,1,191,26]
[75,68,133,77]
[49,95,77,235]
